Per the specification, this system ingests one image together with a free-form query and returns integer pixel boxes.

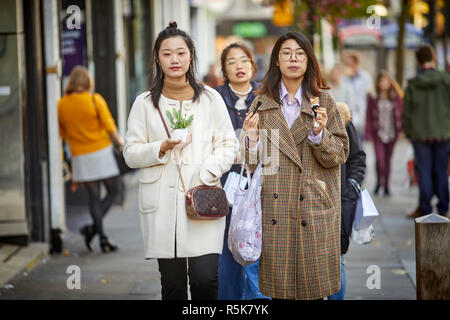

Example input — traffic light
[272,0,294,27]
[410,0,430,29]
[445,0,450,35]
[422,0,436,37]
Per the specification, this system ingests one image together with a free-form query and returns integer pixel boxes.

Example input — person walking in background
[58,66,124,253]
[341,50,374,140]
[329,63,354,110]
[365,71,403,197]
[214,42,268,300]
[123,22,238,300]
[241,31,349,300]
[328,102,366,300]
[404,44,450,219]
[202,62,224,88]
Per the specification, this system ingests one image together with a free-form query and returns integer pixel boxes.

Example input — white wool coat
[123,87,239,258]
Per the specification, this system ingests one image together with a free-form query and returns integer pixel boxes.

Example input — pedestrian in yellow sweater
[58,65,124,253]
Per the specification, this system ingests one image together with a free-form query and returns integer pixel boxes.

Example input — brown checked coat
[241,90,349,300]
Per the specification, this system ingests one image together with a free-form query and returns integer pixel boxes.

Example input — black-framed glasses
[279,50,307,62]
[226,57,251,67]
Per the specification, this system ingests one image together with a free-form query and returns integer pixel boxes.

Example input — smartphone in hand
[253,101,262,113]
[311,104,318,118]
[310,97,320,128]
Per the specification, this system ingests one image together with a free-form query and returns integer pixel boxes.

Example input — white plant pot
[172,128,188,142]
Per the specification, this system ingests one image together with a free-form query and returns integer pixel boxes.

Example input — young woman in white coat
[123,22,239,300]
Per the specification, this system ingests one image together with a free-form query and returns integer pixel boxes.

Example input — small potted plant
[165,108,194,142]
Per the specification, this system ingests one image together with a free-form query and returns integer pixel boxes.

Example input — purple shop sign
[62,22,87,77]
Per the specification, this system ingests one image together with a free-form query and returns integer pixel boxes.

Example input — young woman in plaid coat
[241,31,349,300]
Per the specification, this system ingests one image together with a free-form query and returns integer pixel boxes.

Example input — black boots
[100,236,118,253]
[374,184,380,196]
[80,225,118,253]
[374,183,391,197]
[80,225,96,252]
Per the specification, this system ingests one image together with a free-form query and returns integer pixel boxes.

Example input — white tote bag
[228,162,263,266]
[353,189,379,229]
[352,189,378,244]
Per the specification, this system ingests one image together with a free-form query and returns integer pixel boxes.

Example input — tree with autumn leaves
[270,0,378,42]
[268,0,416,85]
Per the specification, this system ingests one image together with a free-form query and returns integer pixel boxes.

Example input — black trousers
[157,253,219,300]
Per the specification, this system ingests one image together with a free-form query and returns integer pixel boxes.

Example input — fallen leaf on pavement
[391,269,408,275]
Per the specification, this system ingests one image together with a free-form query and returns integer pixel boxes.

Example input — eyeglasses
[279,50,307,62]
[226,57,251,67]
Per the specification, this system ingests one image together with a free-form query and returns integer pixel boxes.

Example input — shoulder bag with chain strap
[156,106,229,220]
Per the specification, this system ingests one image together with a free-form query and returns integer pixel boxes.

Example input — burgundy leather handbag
[156,107,229,220]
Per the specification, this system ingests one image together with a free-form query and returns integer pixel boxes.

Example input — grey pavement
[0,139,421,300]
[344,138,417,300]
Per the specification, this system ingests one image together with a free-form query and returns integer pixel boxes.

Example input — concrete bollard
[415,213,450,300]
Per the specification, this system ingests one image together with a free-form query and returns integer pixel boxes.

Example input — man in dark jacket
[404,45,450,218]
[329,102,366,300]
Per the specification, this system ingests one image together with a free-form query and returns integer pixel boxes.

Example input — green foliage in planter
[166,108,194,129]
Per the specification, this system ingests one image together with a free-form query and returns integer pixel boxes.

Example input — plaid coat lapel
[290,96,314,146]
[258,96,303,169]
[291,96,323,146]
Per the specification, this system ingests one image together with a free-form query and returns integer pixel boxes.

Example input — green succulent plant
[165,108,194,129]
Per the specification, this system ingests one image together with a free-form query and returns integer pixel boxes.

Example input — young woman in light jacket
[123,22,238,300]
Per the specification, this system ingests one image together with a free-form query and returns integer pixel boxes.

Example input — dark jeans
[157,253,219,300]
[412,140,449,215]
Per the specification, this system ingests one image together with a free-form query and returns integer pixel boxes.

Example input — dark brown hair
[257,31,329,103]
[220,42,258,83]
[415,44,436,65]
[149,21,204,108]
[65,65,93,94]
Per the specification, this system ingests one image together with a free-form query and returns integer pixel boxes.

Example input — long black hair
[149,21,204,108]
[257,31,329,103]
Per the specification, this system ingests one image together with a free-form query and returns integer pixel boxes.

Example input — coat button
[298,168,301,173]
[301,221,307,227]
[272,219,277,225]
[300,195,304,201]
[275,165,280,172]
[273,193,278,199]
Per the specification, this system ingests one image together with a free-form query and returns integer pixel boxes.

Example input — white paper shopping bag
[223,171,248,206]
[353,189,379,229]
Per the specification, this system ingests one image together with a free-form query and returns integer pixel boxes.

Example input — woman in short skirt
[58,66,124,253]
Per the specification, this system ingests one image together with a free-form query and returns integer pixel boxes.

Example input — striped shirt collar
[280,81,302,106]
